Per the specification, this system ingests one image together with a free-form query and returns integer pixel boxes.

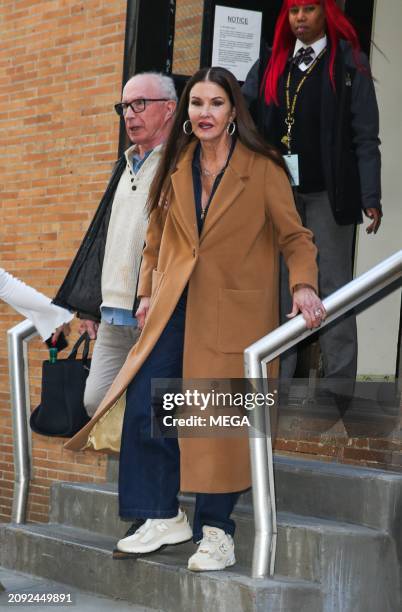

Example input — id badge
[283,154,299,187]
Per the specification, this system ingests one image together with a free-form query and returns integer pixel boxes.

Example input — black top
[192,139,236,235]
[277,57,326,193]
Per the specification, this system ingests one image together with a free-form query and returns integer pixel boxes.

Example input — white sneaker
[187,526,236,571]
[116,508,192,555]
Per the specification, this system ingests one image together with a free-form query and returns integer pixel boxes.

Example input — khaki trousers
[84,321,141,417]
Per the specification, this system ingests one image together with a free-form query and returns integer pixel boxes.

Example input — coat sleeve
[0,268,73,341]
[349,51,382,210]
[137,207,167,298]
[264,161,318,293]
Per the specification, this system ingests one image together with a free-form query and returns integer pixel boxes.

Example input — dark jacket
[242,40,382,225]
[53,157,126,320]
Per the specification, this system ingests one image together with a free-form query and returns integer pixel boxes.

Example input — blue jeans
[119,297,241,542]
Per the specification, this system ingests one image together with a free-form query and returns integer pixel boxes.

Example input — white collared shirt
[293,35,327,71]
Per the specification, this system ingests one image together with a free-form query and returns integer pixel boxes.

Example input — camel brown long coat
[65,140,318,493]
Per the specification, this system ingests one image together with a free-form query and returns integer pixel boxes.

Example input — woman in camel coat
[66,67,324,571]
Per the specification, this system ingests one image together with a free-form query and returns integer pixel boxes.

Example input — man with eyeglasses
[54,72,177,416]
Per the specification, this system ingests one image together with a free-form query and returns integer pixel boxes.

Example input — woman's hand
[287,285,326,329]
[136,297,151,330]
[364,207,382,234]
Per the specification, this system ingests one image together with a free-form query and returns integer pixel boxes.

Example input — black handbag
[30,333,92,438]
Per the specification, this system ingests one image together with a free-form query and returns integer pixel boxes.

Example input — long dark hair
[147,66,287,215]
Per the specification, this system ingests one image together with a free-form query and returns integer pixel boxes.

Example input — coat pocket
[218,288,269,354]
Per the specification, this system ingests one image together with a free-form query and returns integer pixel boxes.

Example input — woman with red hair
[243,0,382,382]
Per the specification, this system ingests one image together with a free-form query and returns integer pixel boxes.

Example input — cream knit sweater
[101,144,162,311]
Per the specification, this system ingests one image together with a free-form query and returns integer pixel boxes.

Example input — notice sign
[211,6,262,81]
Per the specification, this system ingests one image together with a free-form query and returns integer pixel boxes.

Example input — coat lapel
[169,140,254,243]
[170,141,199,245]
[201,141,254,242]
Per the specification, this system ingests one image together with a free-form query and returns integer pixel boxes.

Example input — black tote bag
[30,333,91,437]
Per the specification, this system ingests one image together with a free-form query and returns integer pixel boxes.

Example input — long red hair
[263,0,364,105]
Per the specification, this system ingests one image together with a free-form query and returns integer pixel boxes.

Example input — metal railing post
[7,320,38,523]
[247,357,277,578]
[244,250,402,579]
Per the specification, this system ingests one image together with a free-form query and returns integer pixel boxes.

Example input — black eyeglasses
[114,98,170,116]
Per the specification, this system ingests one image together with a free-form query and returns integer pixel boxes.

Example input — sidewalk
[0,568,156,611]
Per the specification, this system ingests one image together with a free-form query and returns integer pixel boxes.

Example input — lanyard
[281,48,326,154]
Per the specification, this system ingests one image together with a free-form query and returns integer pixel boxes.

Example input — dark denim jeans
[118,297,240,541]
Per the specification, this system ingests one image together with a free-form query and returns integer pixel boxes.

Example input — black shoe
[112,519,145,559]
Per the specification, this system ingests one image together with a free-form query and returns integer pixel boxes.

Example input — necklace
[281,48,326,152]
[199,141,233,221]
[200,145,231,179]
[200,165,226,179]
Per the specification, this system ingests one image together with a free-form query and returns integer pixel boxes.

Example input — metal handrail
[7,321,38,523]
[244,250,402,579]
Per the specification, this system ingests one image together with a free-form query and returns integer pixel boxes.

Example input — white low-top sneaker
[116,508,192,555]
[187,526,236,571]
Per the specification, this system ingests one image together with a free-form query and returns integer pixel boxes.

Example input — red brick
[0,0,125,523]
[342,447,394,464]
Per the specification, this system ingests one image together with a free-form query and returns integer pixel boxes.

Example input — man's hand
[287,285,326,330]
[364,208,382,234]
[51,322,71,344]
[78,319,99,340]
[136,297,151,330]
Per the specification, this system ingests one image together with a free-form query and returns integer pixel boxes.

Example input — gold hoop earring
[183,120,193,135]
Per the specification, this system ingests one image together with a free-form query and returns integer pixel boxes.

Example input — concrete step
[52,453,402,563]
[47,480,400,611]
[0,523,323,612]
[273,454,402,601]
[273,455,402,532]
[49,481,393,578]
[105,454,402,532]
[210,505,399,611]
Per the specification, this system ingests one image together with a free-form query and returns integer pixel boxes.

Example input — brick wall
[275,411,402,471]
[0,0,127,523]
[173,0,203,75]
